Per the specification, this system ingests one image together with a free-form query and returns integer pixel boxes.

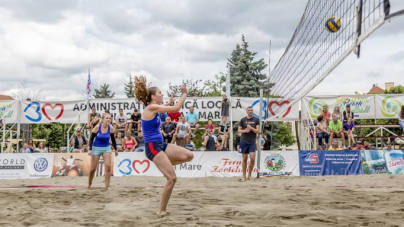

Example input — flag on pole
[86,69,91,99]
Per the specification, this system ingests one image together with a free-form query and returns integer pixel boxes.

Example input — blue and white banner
[0,154,54,179]
[362,150,404,174]
[299,150,362,176]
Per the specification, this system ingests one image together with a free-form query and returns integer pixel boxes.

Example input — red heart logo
[268,101,291,118]
[132,160,150,174]
[42,103,64,121]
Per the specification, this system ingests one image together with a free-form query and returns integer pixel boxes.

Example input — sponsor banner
[204,152,258,177]
[52,153,91,177]
[361,150,388,174]
[260,151,300,176]
[375,95,404,119]
[0,100,19,124]
[15,97,299,124]
[299,150,362,176]
[114,152,205,177]
[21,100,88,124]
[0,154,54,179]
[304,95,375,119]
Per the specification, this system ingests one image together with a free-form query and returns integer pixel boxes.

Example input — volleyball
[325,16,341,33]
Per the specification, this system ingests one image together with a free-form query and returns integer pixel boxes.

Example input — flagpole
[227,66,234,151]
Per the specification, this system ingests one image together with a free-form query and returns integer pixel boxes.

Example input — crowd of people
[313,104,404,150]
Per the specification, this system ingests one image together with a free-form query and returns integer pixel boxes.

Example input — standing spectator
[202,130,218,151]
[129,109,141,134]
[161,117,176,143]
[20,143,30,153]
[399,105,404,133]
[168,111,181,124]
[87,107,101,130]
[115,108,127,133]
[316,115,329,149]
[343,104,354,123]
[27,138,36,153]
[343,117,355,148]
[238,106,260,181]
[328,139,342,150]
[135,131,145,152]
[70,128,88,153]
[116,132,123,152]
[220,94,231,117]
[332,106,343,122]
[172,116,191,145]
[363,139,376,150]
[218,116,230,148]
[185,107,200,138]
[320,105,331,126]
[329,114,346,148]
[263,133,271,150]
[35,142,48,153]
[123,131,137,152]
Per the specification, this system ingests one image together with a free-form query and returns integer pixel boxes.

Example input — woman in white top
[35,142,48,153]
[332,106,343,122]
[316,115,329,149]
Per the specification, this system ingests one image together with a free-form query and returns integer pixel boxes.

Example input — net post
[256,89,263,178]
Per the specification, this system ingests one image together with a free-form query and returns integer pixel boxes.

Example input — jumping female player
[134,76,194,216]
[88,112,118,190]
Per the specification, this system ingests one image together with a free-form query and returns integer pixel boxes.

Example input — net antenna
[267,0,404,119]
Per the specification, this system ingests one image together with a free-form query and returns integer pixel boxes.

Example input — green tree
[31,125,51,147]
[94,83,115,98]
[45,123,64,149]
[167,79,205,97]
[385,85,404,94]
[228,35,270,97]
[275,122,296,147]
[124,75,135,98]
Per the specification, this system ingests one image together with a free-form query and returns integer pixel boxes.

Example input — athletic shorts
[92,146,111,156]
[177,133,188,139]
[145,142,168,161]
[239,141,256,154]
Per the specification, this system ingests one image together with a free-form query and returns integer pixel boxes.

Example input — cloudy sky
[0,0,403,100]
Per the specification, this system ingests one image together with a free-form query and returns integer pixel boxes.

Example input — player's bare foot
[157,211,169,218]
[240,178,247,182]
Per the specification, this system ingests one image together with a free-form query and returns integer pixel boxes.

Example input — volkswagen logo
[34,158,48,172]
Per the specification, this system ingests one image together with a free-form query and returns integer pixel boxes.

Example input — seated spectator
[104,109,113,125]
[168,111,181,124]
[316,115,329,148]
[383,141,394,151]
[363,139,376,150]
[399,105,404,134]
[186,106,200,138]
[172,116,191,145]
[123,131,137,152]
[135,131,145,152]
[87,107,101,130]
[160,112,168,126]
[129,109,141,134]
[218,116,230,148]
[332,106,343,122]
[27,138,36,153]
[35,142,48,153]
[352,141,364,150]
[205,118,216,133]
[20,143,30,153]
[343,117,355,148]
[343,104,354,124]
[202,130,219,151]
[263,133,271,150]
[70,128,88,153]
[329,114,346,148]
[215,143,229,151]
[320,105,331,126]
[115,108,127,133]
[161,117,176,143]
[115,132,123,152]
[328,139,342,150]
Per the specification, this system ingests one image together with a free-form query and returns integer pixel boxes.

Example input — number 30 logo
[24,102,64,122]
